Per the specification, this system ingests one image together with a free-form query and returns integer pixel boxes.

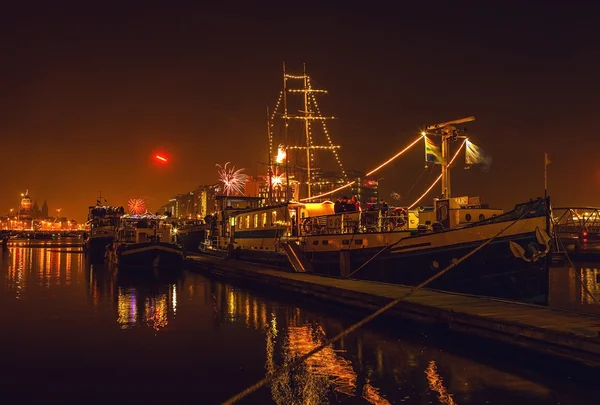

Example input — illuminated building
[192,184,219,218]
[19,190,32,221]
[159,184,220,221]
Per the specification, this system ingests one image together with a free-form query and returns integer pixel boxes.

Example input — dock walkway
[186,254,600,368]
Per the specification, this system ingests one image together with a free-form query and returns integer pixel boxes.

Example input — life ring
[303,218,313,234]
[389,207,408,229]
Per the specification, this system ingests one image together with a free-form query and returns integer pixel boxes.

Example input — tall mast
[282,61,290,201]
[441,138,450,198]
[303,63,312,199]
[284,63,337,201]
[266,106,273,204]
[426,116,475,199]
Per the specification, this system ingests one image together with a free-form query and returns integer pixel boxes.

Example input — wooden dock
[186,254,600,368]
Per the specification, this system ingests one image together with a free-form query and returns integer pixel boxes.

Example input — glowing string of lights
[306,96,316,184]
[307,76,347,180]
[407,138,467,209]
[268,91,283,169]
[300,135,422,201]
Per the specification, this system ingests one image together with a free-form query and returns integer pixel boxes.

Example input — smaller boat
[84,204,124,262]
[173,219,208,253]
[106,213,183,268]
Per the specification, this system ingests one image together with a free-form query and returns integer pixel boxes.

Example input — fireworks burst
[128,198,146,215]
[271,173,285,187]
[216,162,247,196]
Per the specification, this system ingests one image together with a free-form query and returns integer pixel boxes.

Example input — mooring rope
[220,200,543,405]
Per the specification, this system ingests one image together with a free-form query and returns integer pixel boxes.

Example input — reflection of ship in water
[549,265,600,314]
[113,268,184,331]
[210,281,565,404]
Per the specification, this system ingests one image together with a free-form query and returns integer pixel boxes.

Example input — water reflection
[549,264,600,314]
[426,361,456,405]
[209,282,570,404]
[0,246,596,403]
[113,269,183,331]
[2,243,83,297]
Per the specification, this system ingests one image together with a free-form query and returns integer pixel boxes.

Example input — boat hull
[311,232,548,302]
[85,236,114,262]
[109,242,184,268]
[176,227,207,253]
[222,198,552,302]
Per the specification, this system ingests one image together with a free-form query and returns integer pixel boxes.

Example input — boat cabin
[116,214,176,245]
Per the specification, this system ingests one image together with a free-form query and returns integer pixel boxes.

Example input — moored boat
[174,219,207,253]
[84,203,124,263]
[106,213,184,268]
[201,66,553,302]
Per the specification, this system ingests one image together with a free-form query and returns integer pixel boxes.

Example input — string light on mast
[307,76,347,180]
[301,135,422,201]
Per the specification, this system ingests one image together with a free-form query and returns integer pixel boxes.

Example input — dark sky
[1,3,599,222]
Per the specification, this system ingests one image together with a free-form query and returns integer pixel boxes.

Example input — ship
[83,195,124,263]
[105,213,184,268]
[200,65,552,302]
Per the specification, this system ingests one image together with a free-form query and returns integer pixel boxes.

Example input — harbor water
[0,239,598,404]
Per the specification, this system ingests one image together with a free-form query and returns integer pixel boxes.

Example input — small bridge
[552,207,600,255]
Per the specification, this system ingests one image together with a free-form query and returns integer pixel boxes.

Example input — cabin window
[479,214,485,221]
[237,217,242,229]
[245,215,250,228]
[465,214,472,222]
[262,213,267,227]
[271,210,277,225]
[342,240,350,245]
[322,240,329,245]
[312,240,319,245]
[253,214,258,228]
[355,239,363,245]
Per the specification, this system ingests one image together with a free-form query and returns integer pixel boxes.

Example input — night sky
[1,3,599,222]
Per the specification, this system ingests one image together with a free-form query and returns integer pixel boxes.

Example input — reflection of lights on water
[265,314,278,376]
[252,300,258,330]
[580,268,600,304]
[227,290,236,319]
[171,284,177,315]
[279,325,389,405]
[65,252,71,286]
[145,295,169,331]
[117,288,138,329]
[425,360,456,405]
[260,303,267,328]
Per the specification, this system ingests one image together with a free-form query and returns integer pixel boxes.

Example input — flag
[424,136,443,165]
[465,140,492,171]
[545,152,551,166]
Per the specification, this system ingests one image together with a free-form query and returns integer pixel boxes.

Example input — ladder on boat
[281,241,313,273]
